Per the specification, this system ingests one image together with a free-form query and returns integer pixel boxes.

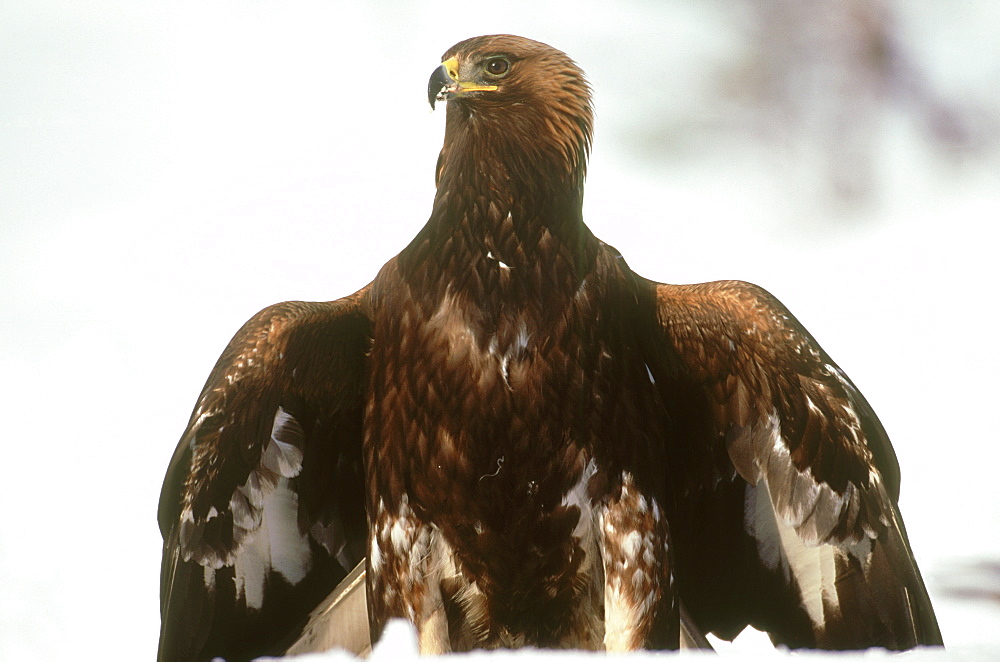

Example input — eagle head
[427,34,593,190]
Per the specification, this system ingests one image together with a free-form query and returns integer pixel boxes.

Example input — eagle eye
[484,57,510,77]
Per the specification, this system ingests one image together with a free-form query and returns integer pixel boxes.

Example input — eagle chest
[365,286,653,505]
[362,283,674,650]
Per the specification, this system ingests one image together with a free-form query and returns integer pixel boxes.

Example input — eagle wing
[157,286,372,662]
[639,278,942,649]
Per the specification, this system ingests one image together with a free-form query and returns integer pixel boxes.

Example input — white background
[2,1,998,658]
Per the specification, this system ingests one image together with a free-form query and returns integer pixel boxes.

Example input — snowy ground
[276,621,986,662]
[1,1,998,659]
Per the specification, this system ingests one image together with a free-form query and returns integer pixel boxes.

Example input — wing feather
[157,285,372,662]
[638,278,941,649]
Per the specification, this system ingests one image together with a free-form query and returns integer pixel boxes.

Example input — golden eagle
[157,34,942,660]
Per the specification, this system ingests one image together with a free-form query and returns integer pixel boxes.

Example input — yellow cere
[440,56,498,93]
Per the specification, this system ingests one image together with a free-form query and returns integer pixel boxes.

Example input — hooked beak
[427,56,498,109]
[427,59,454,110]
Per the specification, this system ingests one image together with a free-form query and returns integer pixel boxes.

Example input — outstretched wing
[638,278,942,650]
[157,286,372,662]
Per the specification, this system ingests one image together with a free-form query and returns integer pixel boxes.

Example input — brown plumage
[157,34,942,660]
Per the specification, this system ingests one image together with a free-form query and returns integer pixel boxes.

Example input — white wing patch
[229,408,312,609]
[234,476,313,609]
[741,399,895,639]
[263,477,312,583]
[181,407,312,608]
[746,482,841,636]
[261,407,305,476]
[754,410,866,545]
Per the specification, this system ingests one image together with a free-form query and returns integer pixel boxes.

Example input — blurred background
[2,0,998,658]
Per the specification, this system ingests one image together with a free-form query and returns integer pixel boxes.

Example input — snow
[278,621,985,662]
[1,0,998,659]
